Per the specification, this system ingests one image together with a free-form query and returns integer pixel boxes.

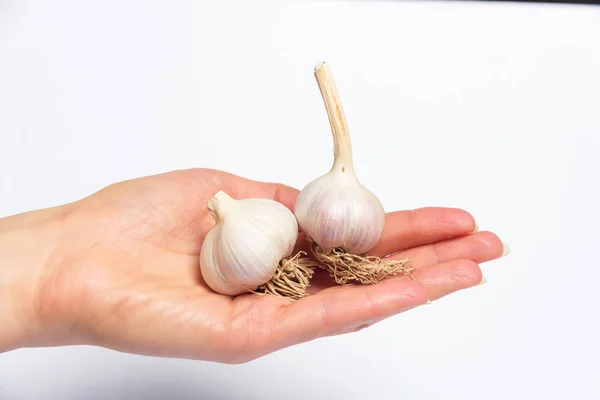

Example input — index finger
[369,208,477,257]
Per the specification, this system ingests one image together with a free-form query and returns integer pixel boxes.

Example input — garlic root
[311,244,415,285]
[253,251,316,300]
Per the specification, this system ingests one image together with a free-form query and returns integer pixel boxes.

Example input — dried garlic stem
[252,252,316,300]
[311,244,416,285]
[314,62,354,172]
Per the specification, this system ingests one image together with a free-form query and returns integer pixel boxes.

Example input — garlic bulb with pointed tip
[200,190,299,296]
[294,62,385,254]
[294,61,414,285]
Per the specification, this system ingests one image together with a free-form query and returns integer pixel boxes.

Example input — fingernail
[425,299,432,305]
[479,275,488,285]
[502,242,511,257]
[472,224,479,233]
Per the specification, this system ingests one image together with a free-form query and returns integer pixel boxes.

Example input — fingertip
[463,260,484,286]
[446,207,477,233]
[471,231,505,259]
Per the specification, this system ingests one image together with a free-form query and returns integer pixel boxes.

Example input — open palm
[37,168,505,363]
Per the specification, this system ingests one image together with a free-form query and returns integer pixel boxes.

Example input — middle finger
[389,231,507,269]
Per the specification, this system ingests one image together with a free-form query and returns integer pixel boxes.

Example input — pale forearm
[0,207,65,352]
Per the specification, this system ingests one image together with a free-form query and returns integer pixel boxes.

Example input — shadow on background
[339,0,600,5]
[462,0,600,4]
[0,360,263,400]
[0,0,20,38]
[45,376,255,400]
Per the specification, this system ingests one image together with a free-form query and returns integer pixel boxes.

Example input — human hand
[0,169,507,363]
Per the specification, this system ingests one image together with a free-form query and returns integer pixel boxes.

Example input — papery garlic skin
[294,168,385,255]
[200,191,298,296]
[294,61,387,255]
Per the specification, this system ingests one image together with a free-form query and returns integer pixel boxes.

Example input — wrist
[0,206,67,352]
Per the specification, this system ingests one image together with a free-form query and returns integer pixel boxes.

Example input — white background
[1,0,599,398]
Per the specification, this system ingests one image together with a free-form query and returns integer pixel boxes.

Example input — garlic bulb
[294,62,386,255]
[200,190,299,296]
[294,62,414,286]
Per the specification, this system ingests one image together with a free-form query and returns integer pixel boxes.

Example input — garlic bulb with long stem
[200,190,315,299]
[294,62,414,284]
